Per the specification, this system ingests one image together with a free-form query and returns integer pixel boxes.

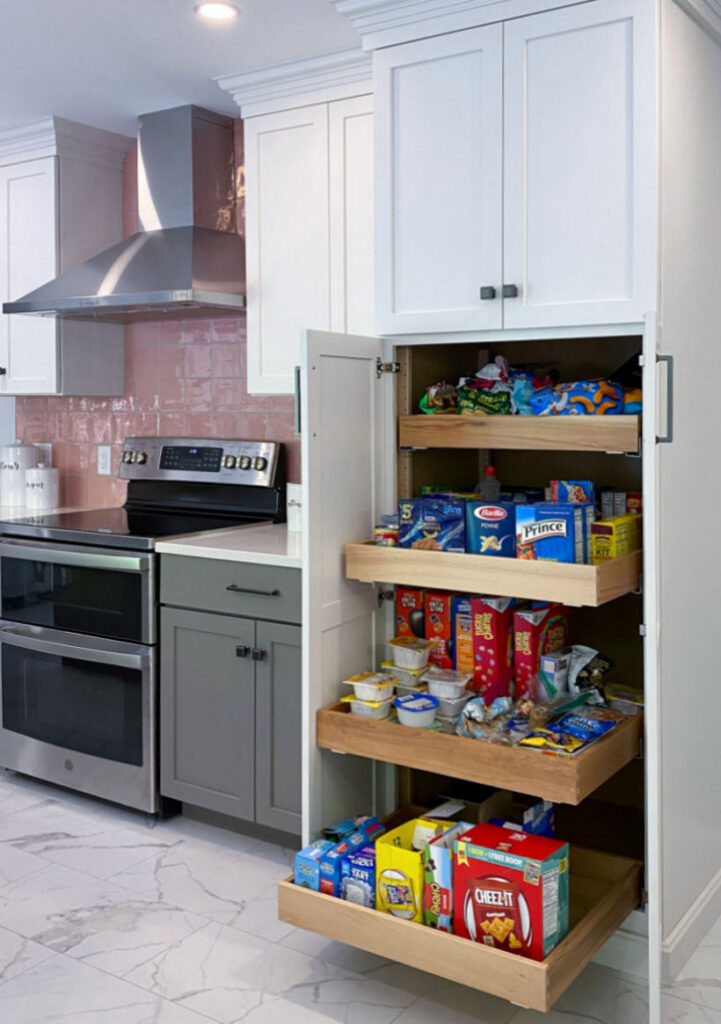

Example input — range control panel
[118,438,280,487]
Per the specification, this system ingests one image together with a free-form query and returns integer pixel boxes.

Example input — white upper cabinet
[503,0,655,328]
[221,51,374,395]
[374,27,503,335]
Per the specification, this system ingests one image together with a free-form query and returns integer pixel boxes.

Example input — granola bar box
[422,821,472,933]
[452,823,569,961]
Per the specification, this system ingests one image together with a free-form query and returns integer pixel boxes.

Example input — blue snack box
[582,504,596,564]
[319,830,368,896]
[465,502,516,557]
[340,845,376,907]
[516,504,584,563]
[323,815,385,843]
[398,498,465,552]
[294,839,334,890]
[550,480,595,506]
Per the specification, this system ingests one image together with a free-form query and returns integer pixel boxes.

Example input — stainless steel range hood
[3,106,245,324]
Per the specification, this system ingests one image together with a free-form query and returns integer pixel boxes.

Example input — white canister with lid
[0,441,38,506]
[24,464,60,511]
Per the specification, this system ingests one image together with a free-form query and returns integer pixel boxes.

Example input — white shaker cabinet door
[503,0,656,329]
[375,26,503,335]
[245,106,330,395]
[0,157,59,394]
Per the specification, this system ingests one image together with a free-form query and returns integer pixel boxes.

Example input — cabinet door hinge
[377,588,395,607]
[638,624,647,637]
[376,358,400,379]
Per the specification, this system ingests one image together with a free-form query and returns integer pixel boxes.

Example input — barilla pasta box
[452,823,569,961]
[395,588,425,639]
[453,596,474,675]
[513,604,570,699]
[470,597,515,703]
[340,846,376,908]
[398,498,465,551]
[465,502,516,557]
[426,592,454,669]
[515,504,584,563]
[423,821,472,933]
[294,839,334,890]
[376,819,454,923]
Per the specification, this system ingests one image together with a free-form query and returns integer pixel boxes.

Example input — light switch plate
[97,446,112,476]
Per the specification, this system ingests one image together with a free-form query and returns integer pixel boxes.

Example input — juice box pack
[319,817,386,896]
[294,839,334,890]
[395,587,425,639]
[453,823,569,961]
[398,498,465,552]
[465,502,516,557]
[376,819,454,924]
[513,604,570,698]
[516,504,584,563]
[425,591,454,669]
[340,846,376,908]
[470,597,514,702]
[422,821,472,933]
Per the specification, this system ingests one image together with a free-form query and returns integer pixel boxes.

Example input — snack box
[340,846,377,908]
[425,591,454,669]
[516,503,584,563]
[376,818,455,923]
[294,839,334,890]
[514,604,570,699]
[453,823,569,961]
[452,596,474,676]
[627,492,643,515]
[470,597,514,703]
[539,650,570,695]
[320,826,384,897]
[396,587,425,639]
[422,821,473,932]
[465,502,516,557]
[591,514,643,563]
[549,480,595,506]
[582,504,596,564]
[398,498,465,552]
[498,486,546,504]
[324,815,384,842]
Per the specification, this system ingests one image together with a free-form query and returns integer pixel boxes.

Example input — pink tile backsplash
[15,122,300,508]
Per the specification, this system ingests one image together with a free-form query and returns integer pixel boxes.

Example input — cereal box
[294,839,334,890]
[515,504,584,563]
[395,588,425,639]
[376,819,455,923]
[425,591,454,669]
[398,498,465,551]
[549,480,595,506]
[470,597,514,702]
[591,514,643,563]
[627,492,643,515]
[513,604,570,699]
[340,846,376,908]
[422,821,472,932]
[452,596,474,675]
[465,502,516,557]
[453,823,569,961]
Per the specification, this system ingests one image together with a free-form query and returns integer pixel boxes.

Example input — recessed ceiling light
[194,2,240,21]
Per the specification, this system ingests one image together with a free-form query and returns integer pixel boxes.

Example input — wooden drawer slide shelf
[318,703,643,805]
[278,847,642,1012]
[346,542,642,607]
[398,414,641,453]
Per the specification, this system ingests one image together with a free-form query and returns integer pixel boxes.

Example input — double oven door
[0,538,158,812]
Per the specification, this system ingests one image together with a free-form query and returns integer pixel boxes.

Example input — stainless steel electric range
[0,437,285,814]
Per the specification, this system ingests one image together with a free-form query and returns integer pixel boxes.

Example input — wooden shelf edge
[345,542,643,607]
[398,414,642,453]
[317,704,643,805]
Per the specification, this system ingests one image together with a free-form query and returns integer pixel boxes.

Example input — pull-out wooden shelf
[346,542,642,607]
[318,703,643,805]
[398,414,641,453]
[278,847,642,1012]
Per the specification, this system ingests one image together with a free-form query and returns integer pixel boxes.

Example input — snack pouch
[530,380,623,416]
[419,381,458,414]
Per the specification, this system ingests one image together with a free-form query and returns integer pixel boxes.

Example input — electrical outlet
[35,443,52,465]
[97,446,112,476]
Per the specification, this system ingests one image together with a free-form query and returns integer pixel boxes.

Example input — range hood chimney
[3,106,245,323]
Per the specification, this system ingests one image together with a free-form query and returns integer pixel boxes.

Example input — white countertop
[155,522,303,568]
[0,505,82,520]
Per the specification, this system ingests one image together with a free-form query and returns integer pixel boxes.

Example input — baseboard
[662,863,721,983]
[593,909,649,982]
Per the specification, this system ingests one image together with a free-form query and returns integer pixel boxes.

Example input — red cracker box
[513,604,570,699]
[425,592,454,669]
[470,597,514,703]
[396,588,425,639]
[452,823,569,961]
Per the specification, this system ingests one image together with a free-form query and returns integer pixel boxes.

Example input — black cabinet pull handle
[251,648,267,661]
[226,585,280,597]
[479,286,496,300]
[236,645,250,658]
[502,284,519,298]
[0,367,7,376]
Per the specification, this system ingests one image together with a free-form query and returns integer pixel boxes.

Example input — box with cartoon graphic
[470,597,515,702]
[340,846,377,908]
[513,604,570,699]
[425,592,454,669]
[376,819,454,924]
[422,821,472,932]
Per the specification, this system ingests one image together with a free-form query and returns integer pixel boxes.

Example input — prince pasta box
[453,823,569,961]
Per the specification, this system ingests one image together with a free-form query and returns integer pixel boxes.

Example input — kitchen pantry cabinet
[0,118,130,394]
[374,0,655,335]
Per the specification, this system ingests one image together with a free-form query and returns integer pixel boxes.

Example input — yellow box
[376,818,453,923]
[591,514,643,564]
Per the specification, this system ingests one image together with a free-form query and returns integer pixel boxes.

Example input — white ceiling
[0,0,359,136]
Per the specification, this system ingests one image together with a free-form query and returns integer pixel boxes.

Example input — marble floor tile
[392,981,518,1024]
[16,823,185,880]
[0,924,55,984]
[0,842,47,886]
[664,926,721,1013]
[661,995,721,1022]
[510,962,649,1024]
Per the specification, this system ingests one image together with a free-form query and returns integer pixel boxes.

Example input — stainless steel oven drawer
[160,556,301,624]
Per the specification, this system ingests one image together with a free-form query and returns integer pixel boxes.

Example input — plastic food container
[341,695,393,719]
[342,672,396,702]
[422,667,473,699]
[396,682,428,699]
[394,693,439,728]
[435,692,473,718]
[381,661,425,689]
[386,636,434,670]
[437,714,460,734]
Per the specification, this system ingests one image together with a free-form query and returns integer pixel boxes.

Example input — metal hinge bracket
[376,358,400,379]
[635,737,644,760]
[639,623,647,637]
[632,573,644,596]
[377,588,395,607]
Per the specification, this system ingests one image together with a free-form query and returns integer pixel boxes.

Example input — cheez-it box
[452,823,569,961]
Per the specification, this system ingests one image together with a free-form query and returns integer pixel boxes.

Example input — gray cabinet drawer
[161,555,301,623]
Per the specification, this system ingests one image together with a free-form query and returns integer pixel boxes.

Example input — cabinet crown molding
[217,48,372,117]
[329,0,506,38]
[0,116,132,170]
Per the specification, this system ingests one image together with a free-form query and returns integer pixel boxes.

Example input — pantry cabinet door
[503,0,656,329]
[301,329,391,843]
[245,106,330,395]
[0,157,59,394]
[374,26,504,335]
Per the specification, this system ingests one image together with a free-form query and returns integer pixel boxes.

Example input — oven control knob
[223,455,237,469]
[135,452,148,464]
[239,456,252,470]
[122,450,133,463]
[253,456,268,472]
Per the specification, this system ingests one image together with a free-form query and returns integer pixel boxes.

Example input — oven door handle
[0,623,150,670]
[0,540,151,573]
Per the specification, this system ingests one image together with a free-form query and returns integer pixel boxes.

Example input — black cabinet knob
[235,645,250,658]
[0,367,7,375]
[502,284,519,298]
[479,286,496,300]
[251,648,267,661]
